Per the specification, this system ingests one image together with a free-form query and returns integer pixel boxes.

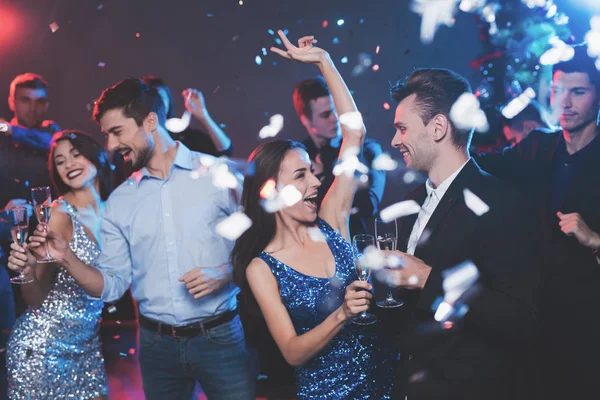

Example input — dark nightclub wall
[0,0,595,209]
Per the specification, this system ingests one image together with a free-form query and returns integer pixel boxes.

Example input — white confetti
[338,111,364,131]
[332,146,369,178]
[379,200,421,222]
[463,188,489,216]
[307,227,327,242]
[259,114,284,139]
[407,275,419,285]
[411,0,459,44]
[211,164,239,189]
[449,92,489,133]
[165,110,191,133]
[372,154,398,171]
[442,260,479,303]
[403,170,417,184]
[49,22,59,33]
[434,301,453,321]
[386,254,405,268]
[361,245,387,270]
[0,123,8,133]
[458,0,485,13]
[279,185,302,207]
[107,305,117,313]
[501,88,536,119]
[540,37,575,65]
[215,212,252,240]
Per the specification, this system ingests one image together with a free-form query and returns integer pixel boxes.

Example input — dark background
[0,0,597,208]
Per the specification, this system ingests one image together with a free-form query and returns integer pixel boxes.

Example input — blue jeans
[139,315,255,400]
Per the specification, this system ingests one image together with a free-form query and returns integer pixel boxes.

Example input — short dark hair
[501,99,550,128]
[93,78,166,126]
[9,73,48,98]
[141,75,176,119]
[293,76,331,120]
[49,130,113,201]
[553,44,600,94]
[391,68,474,148]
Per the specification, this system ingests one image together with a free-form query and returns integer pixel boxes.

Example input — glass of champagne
[9,206,32,284]
[375,218,404,308]
[31,186,54,263]
[351,234,378,326]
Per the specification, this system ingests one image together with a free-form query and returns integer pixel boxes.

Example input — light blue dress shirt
[97,143,240,326]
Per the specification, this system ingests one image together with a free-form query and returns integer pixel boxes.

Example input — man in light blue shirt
[35,78,254,400]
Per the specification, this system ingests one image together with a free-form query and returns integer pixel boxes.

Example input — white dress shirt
[406,159,471,255]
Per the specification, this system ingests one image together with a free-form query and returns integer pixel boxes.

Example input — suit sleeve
[354,140,386,217]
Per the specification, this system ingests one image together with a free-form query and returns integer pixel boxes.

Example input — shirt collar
[425,158,471,202]
[128,141,192,186]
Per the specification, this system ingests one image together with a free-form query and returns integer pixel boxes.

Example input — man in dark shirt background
[295,76,386,237]
[475,44,600,400]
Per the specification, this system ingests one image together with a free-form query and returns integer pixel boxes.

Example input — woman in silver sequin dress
[6,130,112,399]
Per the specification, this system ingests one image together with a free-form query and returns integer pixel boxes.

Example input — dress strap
[55,198,78,220]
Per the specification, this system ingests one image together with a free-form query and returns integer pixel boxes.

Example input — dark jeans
[139,315,255,400]
[0,266,15,400]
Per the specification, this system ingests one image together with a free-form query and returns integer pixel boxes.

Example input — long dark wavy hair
[231,139,307,298]
[48,130,113,201]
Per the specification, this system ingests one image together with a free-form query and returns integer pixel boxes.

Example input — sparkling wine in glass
[31,186,54,263]
[375,218,404,308]
[8,206,33,284]
[351,234,378,326]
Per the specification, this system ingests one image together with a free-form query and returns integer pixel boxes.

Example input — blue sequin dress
[258,218,397,399]
[6,199,107,399]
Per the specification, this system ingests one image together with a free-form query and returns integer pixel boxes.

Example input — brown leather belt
[139,308,238,338]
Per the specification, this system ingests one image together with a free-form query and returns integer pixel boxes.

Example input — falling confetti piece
[322,20,329,28]
[408,275,419,285]
[372,64,380,71]
[262,185,303,213]
[136,32,140,38]
[403,171,418,184]
[540,37,574,65]
[380,200,421,222]
[260,179,277,199]
[449,92,489,132]
[275,38,282,45]
[332,37,340,44]
[97,4,104,10]
[128,348,136,355]
[268,29,275,35]
[0,123,8,132]
[113,335,120,339]
[339,111,363,130]
[463,188,489,216]
[107,305,117,313]
[49,22,59,33]
[376,45,381,54]
[213,85,220,94]
[372,154,398,171]
[97,62,106,68]
[383,102,391,110]
[332,146,369,177]
[434,301,453,321]
[361,246,387,270]
[215,212,252,240]
[501,88,536,119]
[337,19,345,26]
[119,352,127,357]
[255,55,263,65]
[341,56,348,64]
[259,114,284,139]
[165,110,191,133]
[307,227,327,242]
[411,0,458,44]
[262,47,267,56]
[206,13,214,17]
[239,0,244,4]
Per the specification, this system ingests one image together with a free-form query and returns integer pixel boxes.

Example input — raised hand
[270,30,328,65]
[182,88,209,120]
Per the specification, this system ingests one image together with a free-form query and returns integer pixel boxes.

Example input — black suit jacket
[391,159,541,400]
[474,128,600,398]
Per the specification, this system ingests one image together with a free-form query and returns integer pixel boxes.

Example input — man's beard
[131,146,151,171]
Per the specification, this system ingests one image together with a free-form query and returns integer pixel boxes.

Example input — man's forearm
[198,114,232,152]
[62,250,105,297]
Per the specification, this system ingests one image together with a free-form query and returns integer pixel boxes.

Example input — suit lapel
[414,160,482,257]
[397,185,427,252]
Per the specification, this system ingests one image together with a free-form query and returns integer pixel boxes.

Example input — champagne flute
[375,218,404,308]
[9,206,33,284]
[351,234,378,326]
[31,186,54,263]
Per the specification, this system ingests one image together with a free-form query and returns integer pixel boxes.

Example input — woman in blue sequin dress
[232,32,398,399]
[6,131,112,399]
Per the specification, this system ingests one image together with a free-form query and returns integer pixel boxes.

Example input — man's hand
[28,224,72,263]
[183,89,209,121]
[557,212,600,250]
[179,265,232,299]
[2,199,33,218]
[7,243,37,278]
[382,250,432,289]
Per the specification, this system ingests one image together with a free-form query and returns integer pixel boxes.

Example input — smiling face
[53,140,98,190]
[391,94,436,172]
[550,71,600,134]
[100,108,155,172]
[276,148,322,223]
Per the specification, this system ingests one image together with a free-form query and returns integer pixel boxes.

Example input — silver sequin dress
[6,199,107,399]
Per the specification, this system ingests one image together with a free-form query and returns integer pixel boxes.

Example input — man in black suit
[383,68,541,400]
[474,45,600,400]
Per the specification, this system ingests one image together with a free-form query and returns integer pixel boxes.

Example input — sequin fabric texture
[6,199,107,399]
[259,218,397,400]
